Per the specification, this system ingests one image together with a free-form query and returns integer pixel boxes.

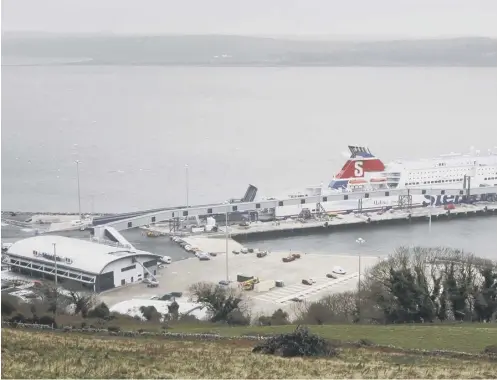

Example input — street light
[225,203,229,282]
[185,164,189,208]
[75,160,82,221]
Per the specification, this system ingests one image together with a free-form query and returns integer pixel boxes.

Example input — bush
[258,309,290,326]
[483,345,497,354]
[107,326,120,333]
[139,306,161,321]
[357,338,375,347]
[87,302,110,319]
[38,315,56,327]
[252,325,339,358]
[226,310,250,326]
[178,314,201,323]
[9,313,26,324]
[1,296,17,316]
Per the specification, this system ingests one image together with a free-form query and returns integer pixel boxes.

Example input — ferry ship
[261,145,497,219]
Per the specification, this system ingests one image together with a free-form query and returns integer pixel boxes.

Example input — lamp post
[225,204,229,282]
[75,160,82,220]
[355,237,365,322]
[185,164,189,208]
[87,194,96,215]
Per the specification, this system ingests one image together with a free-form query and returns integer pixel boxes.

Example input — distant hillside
[2,34,497,66]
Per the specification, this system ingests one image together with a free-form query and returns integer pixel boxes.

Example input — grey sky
[2,0,497,38]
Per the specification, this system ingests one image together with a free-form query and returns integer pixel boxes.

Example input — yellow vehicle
[241,277,260,291]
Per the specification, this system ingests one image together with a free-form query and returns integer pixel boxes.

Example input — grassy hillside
[2,328,497,379]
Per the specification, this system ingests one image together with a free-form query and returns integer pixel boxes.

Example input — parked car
[160,256,172,264]
[291,296,304,303]
[332,266,346,275]
[196,251,210,261]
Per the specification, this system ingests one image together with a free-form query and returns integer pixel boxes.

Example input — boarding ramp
[93,225,136,250]
[93,184,258,226]
[241,184,258,203]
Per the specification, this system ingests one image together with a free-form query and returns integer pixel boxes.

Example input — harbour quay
[228,202,497,241]
[144,202,497,242]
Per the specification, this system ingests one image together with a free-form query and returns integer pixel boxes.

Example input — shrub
[252,325,339,358]
[258,309,290,326]
[357,338,375,347]
[178,314,201,323]
[226,310,250,326]
[483,345,497,354]
[39,315,56,327]
[9,313,26,324]
[139,306,161,322]
[107,326,120,333]
[87,302,110,319]
[1,296,17,316]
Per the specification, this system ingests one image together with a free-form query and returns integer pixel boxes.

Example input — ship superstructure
[262,145,497,218]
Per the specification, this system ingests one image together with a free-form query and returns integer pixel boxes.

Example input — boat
[261,145,497,218]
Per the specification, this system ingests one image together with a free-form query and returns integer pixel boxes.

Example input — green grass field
[2,328,497,379]
[165,323,497,353]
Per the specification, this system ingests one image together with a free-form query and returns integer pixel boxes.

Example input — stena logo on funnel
[354,161,364,177]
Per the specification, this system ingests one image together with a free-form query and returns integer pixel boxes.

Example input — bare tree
[188,282,248,324]
[68,291,95,318]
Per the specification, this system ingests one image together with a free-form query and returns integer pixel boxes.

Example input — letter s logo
[354,161,364,177]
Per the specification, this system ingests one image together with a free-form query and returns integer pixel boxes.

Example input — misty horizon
[2,0,497,38]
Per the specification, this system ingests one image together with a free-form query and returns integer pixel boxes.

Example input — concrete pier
[144,202,497,242]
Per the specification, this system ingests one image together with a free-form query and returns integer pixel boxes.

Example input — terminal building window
[121,264,136,272]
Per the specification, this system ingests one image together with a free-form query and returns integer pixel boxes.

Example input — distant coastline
[2,34,497,67]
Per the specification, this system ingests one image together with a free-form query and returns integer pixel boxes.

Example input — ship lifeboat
[370,177,387,183]
[348,178,368,185]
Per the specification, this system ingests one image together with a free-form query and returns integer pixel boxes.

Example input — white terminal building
[4,235,160,292]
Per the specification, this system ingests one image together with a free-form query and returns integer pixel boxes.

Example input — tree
[188,282,247,323]
[473,267,497,322]
[139,305,159,321]
[361,246,497,324]
[167,300,180,320]
[68,291,95,318]
[294,291,359,325]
